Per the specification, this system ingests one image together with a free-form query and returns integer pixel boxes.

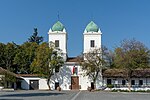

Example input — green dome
[52,21,64,32]
[86,21,99,32]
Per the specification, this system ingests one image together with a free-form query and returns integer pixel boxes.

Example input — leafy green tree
[114,39,150,91]
[2,43,17,72]
[14,42,38,73]
[78,47,109,89]
[0,43,6,67]
[28,28,43,44]
[30,42,64,90]
[0,67,17,88]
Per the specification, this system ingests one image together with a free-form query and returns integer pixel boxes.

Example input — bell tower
[48,21,67,61]
[83,21,102,56]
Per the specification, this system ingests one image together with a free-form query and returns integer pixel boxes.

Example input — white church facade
[16,20,103,90]
[48,20,102,90]
[7,21,150,91]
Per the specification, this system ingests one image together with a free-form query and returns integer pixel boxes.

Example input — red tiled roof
[67,57,83,62]
[103,68,150,78]
[17,74,39,77]
[67,57,78,62]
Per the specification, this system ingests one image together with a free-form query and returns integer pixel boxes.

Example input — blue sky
[0,0,150,57]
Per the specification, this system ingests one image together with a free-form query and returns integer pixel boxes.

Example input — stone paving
[0,90,150,100]
[75,91,150,100]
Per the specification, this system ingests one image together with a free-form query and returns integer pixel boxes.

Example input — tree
[0,67,17,88]
[78,47,109,89]
[28,28,43,44]
[2,43,17,72]
[14,42,38,73]
[114,39,150,91]
[2,71,16,88]
[30,42,64,90]
[0,43,6,67]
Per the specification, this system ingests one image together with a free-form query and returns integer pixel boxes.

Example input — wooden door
[30,80,39,90]
[71,76,79,90]
[55,82,59,90]
[91,82,94,89]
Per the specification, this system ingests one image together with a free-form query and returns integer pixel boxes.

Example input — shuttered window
[90,40,95,47]
[55,40,59,47]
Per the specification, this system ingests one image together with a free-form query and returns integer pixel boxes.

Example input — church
[8,21,150,91]
[48,20,102,90]
[15,20,103,91]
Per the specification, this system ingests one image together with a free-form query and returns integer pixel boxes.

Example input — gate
[30,80,39,90]
[71,76,79,90]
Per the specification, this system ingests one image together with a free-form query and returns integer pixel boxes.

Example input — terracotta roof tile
[17,74,39,77]
[67,57,79,62]
[103,68,150,78]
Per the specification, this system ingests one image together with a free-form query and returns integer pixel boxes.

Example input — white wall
[48,31,67,61]
[20,77,41,90]
[39,78,49,90]
[103,77,150,90]
[20,64,103,90]
[83,32,102,54]
[49,64,72,90]
[51,63,102,90]
[79,75,90,90]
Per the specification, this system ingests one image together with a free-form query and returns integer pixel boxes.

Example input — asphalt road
[0,90,150,100]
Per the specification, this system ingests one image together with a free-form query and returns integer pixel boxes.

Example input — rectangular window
[131,80,135,85]
[90,40,95,47]
[139,80,143,85]
[107,79,111,85]
[72,66,78,75]
[55,40,59,47]
[122,80,126,85]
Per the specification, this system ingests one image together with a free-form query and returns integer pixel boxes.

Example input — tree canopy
[14,42,38,73]
[78,46,109,86]
[0,42,17,72]
[28,28,43,44]
[30,42,64,90]
[114,39,150,69]
[113,39,150,91]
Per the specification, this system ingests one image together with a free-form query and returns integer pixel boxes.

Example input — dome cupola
[85,21,99,32]
[52,21,65,32]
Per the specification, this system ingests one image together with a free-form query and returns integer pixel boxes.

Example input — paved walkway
[0,90,150,100]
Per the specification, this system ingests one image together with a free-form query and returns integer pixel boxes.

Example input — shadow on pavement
[0,99,23,100]
[0,92,65,97]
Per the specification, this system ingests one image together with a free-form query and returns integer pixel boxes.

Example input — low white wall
[49,65,72,90]
[39,78,49,90]
[21,77,40,90]
[48,64,99,90]
[19,62,104,90]
[79,74,90,90]
[103,77,150,90]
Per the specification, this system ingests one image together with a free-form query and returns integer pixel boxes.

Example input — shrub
[107,84,114,88]
[111,89,118,92]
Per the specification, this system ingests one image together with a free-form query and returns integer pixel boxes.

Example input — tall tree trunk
[127,78,131,92]
[99,69,103,86]
[127,70,133,92]
[47,78,51,90]
[93,71,99,90]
